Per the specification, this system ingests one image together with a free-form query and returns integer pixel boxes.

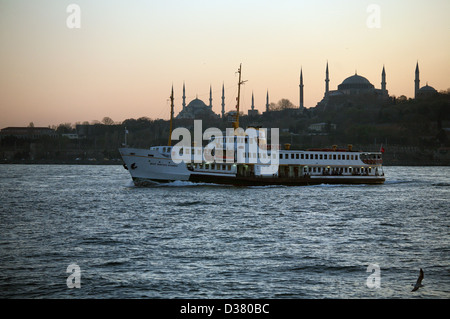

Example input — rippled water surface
[0,165,449,298]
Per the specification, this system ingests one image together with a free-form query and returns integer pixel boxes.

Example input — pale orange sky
[0,0,449,128]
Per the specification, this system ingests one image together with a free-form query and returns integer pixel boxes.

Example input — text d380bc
[180,303,269,316]
[224,303,270,314]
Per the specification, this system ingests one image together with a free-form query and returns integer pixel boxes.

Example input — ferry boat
[119,65,385,186]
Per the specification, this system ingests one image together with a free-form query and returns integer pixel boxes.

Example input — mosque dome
[418,84,437,93]
[186,98,208,110]
[338,74,375,91]
[416,83,438,98]
[176,96,218,119]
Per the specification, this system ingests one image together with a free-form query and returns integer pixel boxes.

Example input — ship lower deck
[131,174,385,187]
[188,174,385,186]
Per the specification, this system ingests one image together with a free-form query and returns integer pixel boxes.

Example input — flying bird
[411,268,424,292]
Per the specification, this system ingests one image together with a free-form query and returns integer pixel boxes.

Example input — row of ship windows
[281,153,359,160]
[167,149,360,161]
[175,149,276,159]
[160,146,368,163]
[163,147,358,161]
[305,166,375,173]
[188,164,376,175]
[189,163,233,171]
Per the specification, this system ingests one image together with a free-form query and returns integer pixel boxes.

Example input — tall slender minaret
[182,82,186,110]
[381,65,387,94]
[209,85,213,109]
[168,84,174,146]
[325,61,330,96]
[266,90,270,112]
[415,62,420,99]
[221,83,225,118]
[299,67,304,110]
[251,91,255,111]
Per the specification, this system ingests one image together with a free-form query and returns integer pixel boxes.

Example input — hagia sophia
[175,62,438,119]
[316,61,437,109]
[315,62,388,109]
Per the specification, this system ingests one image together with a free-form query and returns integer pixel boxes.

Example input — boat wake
[248,185,287,189]
[164,180,225,187]
[124,180,136,188]
[309,183,368,188]
[383,180,412,185]
[145,180,231,188]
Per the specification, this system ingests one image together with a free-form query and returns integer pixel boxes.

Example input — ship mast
[168,85,174,146]
[233,63,247,129]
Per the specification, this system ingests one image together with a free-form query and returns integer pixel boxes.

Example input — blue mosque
[176,83,219,120]
[175,82,271,120]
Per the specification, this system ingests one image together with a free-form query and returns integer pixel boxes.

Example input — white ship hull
[119,146,385,186]
[119,147,191,184]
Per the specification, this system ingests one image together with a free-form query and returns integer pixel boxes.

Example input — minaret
[381,65,387,94]
[168,84,174,146]
[209,85,213,109]
[182,82,186,110]
[266,90,270,112]
[299,67,304,110]
[325,61,330,96]
[251,91,255,110]
[415,62,420,99]
[221,83,225,118]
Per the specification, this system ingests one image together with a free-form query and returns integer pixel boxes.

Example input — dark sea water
[0,165,448,299]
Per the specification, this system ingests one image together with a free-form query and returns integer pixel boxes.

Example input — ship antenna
[233,63,247,129]
[168,85,174,146]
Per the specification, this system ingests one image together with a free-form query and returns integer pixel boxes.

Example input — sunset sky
[0,0,449,128]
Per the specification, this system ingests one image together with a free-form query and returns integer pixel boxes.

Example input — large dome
[417,84,437,98]
[418,84,437,93]
[176,97,218,119]
[338,74,374,91]
[186,98,208,109]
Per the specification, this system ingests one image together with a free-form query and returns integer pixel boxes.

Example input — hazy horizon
[1,0,449,128]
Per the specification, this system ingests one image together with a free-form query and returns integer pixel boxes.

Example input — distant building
[75,123,121,138]
[308,122,336,133]
[0,127,57,139]
[176,83,219,119]
[62,133,79,139]
[225,111,237,123]
[316,62,389,109]
[414,62,438,99]
[75,124,94,138]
